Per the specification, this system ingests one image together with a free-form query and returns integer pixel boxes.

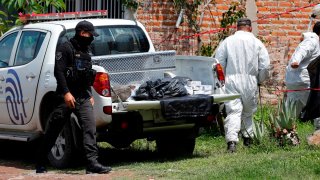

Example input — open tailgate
[112,94,240,111]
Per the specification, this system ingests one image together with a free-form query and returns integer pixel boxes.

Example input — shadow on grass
[0,139,204,170]
[97,145,204,168]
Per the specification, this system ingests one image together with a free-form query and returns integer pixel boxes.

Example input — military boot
[86,162,112,174]
[243,137,253,147]
[227,141,237,153]
[35,165,47,173]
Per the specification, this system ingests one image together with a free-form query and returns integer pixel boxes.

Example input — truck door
[0,30,49,125]
[0,31,19,124]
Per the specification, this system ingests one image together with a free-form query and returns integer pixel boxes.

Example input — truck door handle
[26,73,36,79]
[0,76,5,81]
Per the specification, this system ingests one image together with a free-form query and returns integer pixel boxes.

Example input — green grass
[99,120,320,180]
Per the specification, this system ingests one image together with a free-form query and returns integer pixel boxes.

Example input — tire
[47,117,76,168]
[156,137,196,157]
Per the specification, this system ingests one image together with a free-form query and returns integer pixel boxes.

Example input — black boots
[86,162,112,174]
[35,165,47,173]
[227,137,252,153]
[243,137,253,147]
[227,141,237,153]
[36,163,111,174]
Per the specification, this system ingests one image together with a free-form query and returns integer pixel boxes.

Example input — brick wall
[135,0,319,104]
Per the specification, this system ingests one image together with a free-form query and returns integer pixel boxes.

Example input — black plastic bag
[133,77,189,100]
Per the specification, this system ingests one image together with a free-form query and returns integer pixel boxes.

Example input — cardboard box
[193,90,212,95]
[201,85,212,91]
[187,81,202,86]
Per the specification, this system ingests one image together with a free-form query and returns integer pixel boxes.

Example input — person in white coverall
[285,22,320,130]
[215,18,270,153]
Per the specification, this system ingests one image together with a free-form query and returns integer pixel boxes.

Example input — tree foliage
[0,0,66,34]
[1,0,66,14]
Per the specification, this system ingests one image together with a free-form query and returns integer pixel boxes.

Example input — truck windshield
[60,25,150,56]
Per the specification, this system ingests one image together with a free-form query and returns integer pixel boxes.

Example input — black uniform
[36,20,111,174]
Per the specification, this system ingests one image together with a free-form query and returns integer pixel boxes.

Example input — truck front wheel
[47,114,79,168]
[156,137,196,157]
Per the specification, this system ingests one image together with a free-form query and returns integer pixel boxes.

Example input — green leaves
[270,98,297,131]
[199,44,214,57]
[17,0,24,7]
[122,0,141,11]
[0,0,66,34]
[252,120,266,144]
[252,98,300,146]
[1,0,66,14]
[220,1,245,28]
[0,10,13,35]
[268,98,300,146]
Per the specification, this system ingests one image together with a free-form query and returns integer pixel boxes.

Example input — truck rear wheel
[47,114,79,168]
[156,137,196,157]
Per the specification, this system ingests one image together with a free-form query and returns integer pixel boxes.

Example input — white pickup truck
[0,11,239,168]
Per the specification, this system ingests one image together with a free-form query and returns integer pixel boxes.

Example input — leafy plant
[173,0,202,32]
[122,0,142,11]
[199,43,214,57]
[252,120,266,144]
[1,0,66,14]
[0,10,13,35]
[209,1,246,56]
[0,0,66,34]
[268,98,300,146]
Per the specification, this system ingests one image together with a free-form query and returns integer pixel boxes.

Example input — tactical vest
[65,43,96,88]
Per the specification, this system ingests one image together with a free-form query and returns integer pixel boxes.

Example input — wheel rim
[51,132,66,160]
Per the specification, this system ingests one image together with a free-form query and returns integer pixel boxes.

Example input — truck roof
[6,18,141,34]
[42,18,139,28]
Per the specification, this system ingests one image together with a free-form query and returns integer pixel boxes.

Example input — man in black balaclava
[36,20,112,174]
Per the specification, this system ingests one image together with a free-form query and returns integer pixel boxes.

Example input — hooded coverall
[285,32,320,129]
[215,31,270,143]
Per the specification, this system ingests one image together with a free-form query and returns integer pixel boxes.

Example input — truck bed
[93,51,240,112]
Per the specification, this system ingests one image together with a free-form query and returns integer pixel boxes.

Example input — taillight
[215,63,225,85]
[121,121,128,129]
[93,72,111,97]
[103,106,112,115]
[207,115,215,122]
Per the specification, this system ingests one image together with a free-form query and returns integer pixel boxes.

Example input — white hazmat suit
[215,30,270,143]
[285,32,320,129]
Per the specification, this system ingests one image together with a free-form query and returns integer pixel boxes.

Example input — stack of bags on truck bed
[110,77,213,102]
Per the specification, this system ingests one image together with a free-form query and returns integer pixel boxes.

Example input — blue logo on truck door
[5,69,27,125]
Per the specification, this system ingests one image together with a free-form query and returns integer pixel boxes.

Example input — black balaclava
[74,32,94,49]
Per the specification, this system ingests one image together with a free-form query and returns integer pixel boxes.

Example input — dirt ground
[0,141,157,180]
[0,165,136,180]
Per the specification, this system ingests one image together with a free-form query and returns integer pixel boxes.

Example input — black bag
[133,77,189,100]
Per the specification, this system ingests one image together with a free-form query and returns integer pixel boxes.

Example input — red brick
[258,7,270,12]
[256,1,263,7]
[271,31,287,36]
[264,2,278,7]
[137,0,318,95]
[279,2,292,7]
[288,31,303,36]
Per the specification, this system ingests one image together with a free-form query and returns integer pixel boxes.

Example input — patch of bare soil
[0,166,136,180]
[0,141,159,180]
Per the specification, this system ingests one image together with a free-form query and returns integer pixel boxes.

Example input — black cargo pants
[37,96,98,166]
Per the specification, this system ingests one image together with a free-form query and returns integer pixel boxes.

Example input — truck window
[0,32,18,68]
[60,25,150,56]
[14,31,46,66]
